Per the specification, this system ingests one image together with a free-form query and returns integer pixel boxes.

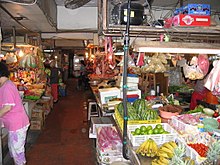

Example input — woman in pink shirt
[0,62,30,165]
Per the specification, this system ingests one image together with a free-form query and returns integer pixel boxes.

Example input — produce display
[131,124,169,136]
[136,138,158,157]
[117,99,159,121]
[187,143,208,157]
[152,141,178,165]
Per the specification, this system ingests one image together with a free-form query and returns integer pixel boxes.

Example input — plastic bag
[183,64,204,80]
[198,54,209,75]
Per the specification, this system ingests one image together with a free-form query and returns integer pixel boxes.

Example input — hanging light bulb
[19,49,24,57]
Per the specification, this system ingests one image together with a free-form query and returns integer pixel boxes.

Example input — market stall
[85,35,220,164]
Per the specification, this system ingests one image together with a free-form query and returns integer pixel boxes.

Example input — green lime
[147,129,153,135]
[140,131,145,135]
[163,131,170,134]
[156,124,163,129]
[153,128,159,134]
[131,131,136,136]
[140,126,147,132]
[135,128,141,135]
[146,125,153,131]
[158,128,165,134]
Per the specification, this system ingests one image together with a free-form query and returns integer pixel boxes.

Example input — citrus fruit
[146,125,153,131]
[153,128,159,134]
[140,131,145,135]
[140,126,147,132]
[131,131,136,136]
[147,129,153,135]
[156,124,162,129]
[158,128,165,134]
[135,128,141,135]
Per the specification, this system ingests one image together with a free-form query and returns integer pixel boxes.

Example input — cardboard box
[30,119,44,130]
[98,87,121,104]
[91,117,113,134]
[31,110,45,121]
[173,14,210,27]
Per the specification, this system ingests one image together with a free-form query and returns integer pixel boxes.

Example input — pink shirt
[0,80,29,131]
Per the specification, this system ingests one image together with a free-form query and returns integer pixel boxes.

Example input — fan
[64,0,91,9]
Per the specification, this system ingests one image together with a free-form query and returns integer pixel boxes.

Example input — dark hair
[0,62,10,78]
[80,60,85,66]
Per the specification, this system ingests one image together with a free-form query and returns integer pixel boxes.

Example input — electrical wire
[0,0,37,5]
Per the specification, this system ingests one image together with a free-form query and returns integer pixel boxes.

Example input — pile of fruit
[117,98,159,121]
[136,139,196,165]
[131,124,169,136]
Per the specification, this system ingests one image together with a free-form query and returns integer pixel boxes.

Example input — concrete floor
[3,78,97,165]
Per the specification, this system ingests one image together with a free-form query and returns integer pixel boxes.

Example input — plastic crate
[171,115,198,134]
[114,107,161,132]
[178,132,216,164]
[127,123,178,147]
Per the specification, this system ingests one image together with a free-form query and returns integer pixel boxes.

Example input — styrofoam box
[120,89,142,99]
[127,123,178,147]
[91,117,113,134]
[98,87,121,104]
[117,76,139,84]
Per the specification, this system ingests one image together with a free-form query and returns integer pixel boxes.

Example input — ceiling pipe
[0,4,32,32]
[64,0,91,9]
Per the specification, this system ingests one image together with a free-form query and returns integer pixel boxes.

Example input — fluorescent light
[44,49,54,53]
[132,41,220,55]
[135,47,220,54]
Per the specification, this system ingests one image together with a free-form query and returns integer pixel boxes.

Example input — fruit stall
[1,45,54,130]
[87,43,220,164]
[91,94,220,165]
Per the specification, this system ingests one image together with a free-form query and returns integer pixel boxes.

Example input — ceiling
[1,0,220,52]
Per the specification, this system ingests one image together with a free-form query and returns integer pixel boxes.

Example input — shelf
[103,24,220,43]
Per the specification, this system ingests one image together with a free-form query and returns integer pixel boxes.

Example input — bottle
[197,117,204,132]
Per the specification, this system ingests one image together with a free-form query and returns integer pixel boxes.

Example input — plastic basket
[171,115,198,134]
[179,132,216,164]
[127,123,178,147]
[114,107,161,132]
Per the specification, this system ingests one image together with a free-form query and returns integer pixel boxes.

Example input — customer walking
[78,60,88,90]
[0,62,30,165]
[49,61,60,103]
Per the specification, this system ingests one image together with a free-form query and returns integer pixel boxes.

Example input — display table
[90,86,115,117]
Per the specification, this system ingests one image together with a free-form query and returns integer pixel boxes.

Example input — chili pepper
[187,143,209,157]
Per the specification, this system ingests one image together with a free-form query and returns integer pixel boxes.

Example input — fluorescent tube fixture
[132,41,220,55]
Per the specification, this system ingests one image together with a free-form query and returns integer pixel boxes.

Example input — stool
[87,101,99,121]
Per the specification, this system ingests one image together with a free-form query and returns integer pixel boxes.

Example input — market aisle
[26,78,97,165]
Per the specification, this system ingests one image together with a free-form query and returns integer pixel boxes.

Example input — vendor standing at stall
[0,62,30,165]
[189,58,212,110]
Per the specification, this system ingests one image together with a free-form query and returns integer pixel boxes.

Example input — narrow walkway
[26,78,96,165]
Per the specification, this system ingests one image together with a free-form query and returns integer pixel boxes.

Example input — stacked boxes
[30,105,45,130]
[165,4,211,27]
[29,97,53,130]
[116,75,141,102]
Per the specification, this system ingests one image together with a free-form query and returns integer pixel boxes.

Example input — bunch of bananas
[136,138,158,157]
[152,156,170,165]
[151,141,177,165]
[157,141,177,159]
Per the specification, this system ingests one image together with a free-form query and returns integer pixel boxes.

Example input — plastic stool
[87,101,99,120]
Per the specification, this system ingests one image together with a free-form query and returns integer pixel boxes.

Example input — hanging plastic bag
[204,60,220,95]
[198,54,209,75]
[183,64,204,80]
